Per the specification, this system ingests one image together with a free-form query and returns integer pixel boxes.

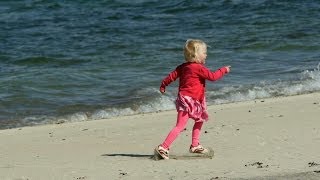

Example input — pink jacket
[160,62,228,101]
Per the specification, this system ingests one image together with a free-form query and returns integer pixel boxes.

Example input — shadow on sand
[101,153,153,159]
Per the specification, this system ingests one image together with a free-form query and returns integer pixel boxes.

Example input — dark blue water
[1,0,320,129]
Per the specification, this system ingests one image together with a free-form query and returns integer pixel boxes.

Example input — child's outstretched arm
[160,69,179,93]
[200,65,231,81]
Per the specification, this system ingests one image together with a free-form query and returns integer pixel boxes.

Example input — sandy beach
[1,92,320,180]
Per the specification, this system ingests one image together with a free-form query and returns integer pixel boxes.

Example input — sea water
[0,0,320,129]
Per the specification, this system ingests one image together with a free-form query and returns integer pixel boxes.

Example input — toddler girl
[155,39,231,159]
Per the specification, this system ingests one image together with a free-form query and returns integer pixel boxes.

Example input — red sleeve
[160,68,179,88]
[199,66,228,81]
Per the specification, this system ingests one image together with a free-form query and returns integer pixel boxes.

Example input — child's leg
[161,110,189,149]
[191,121,204,147]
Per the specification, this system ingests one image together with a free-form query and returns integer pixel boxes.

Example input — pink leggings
[161,110,204,150]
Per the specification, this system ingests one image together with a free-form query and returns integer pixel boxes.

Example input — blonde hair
[184,39,207,63]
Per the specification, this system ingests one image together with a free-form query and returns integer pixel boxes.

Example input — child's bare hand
[160,87,165,94]
[225,66,231,73]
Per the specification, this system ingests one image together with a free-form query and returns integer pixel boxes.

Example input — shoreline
[1,91,319,131]
[2,90,320,131]
[1,92,320,179]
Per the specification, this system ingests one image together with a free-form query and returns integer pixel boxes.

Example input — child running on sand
[155,39,231,159]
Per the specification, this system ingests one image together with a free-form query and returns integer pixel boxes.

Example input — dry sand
[1,92,320,180]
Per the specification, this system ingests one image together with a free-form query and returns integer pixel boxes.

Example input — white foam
[91,108,135,119]
[212,66,320,104]
[137,95,175,113]
[69,112,88,122]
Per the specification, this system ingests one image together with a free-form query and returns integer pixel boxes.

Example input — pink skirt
[175,93,209,122]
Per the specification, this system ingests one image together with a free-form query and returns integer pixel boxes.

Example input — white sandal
[155,145,169,159]
[189,144,209,154]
